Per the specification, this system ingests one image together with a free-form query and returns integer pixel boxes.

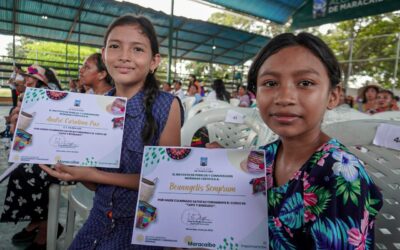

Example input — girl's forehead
[259,46,327,76]
[108,24,148,41]
[84,58,94,65]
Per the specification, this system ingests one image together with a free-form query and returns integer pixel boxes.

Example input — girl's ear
[98,70,107,81]
[150,54,161,73]
[327,85,341,110]
[101,47,106,64]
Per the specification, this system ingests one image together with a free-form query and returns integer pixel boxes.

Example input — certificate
[132,147,268,249]
[9,87,126,168]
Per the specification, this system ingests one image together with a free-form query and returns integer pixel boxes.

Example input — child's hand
[205,141,223,148]
[39,163,98,182]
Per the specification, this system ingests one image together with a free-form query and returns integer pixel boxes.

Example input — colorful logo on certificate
[200,157,208,166]
[74,99,81,107]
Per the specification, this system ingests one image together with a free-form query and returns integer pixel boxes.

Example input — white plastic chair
[323,119,400,249]
[322,105,370,127]
[371,111,400,121]
[229,98,240,106]
[47,184,61,250]
[0,116,6,133]
[181,96,196,120]
[181,107,278,148]
[64,183,95,248]
[186,100,232,121]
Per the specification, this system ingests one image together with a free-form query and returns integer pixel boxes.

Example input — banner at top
[292,0,400,29]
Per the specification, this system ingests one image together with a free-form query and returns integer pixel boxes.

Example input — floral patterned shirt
[262,138,383,250]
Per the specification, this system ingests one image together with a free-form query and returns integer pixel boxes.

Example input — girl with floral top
[245,32,383,249]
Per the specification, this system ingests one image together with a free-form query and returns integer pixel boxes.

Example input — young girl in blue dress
[41,15,182,249]
[245,32,382,249]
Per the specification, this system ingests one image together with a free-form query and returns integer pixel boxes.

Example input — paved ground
[0,105,81,250]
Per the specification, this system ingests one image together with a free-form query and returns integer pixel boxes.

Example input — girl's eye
[263,80,277,87]
[298,80,314,87]
[108,44,119,49]
[133,47,144,52]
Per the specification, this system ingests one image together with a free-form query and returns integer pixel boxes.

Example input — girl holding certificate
[41,15,182,249]
[245,33,383,249]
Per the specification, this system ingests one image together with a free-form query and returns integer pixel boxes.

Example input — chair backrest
[181,96,196,120]
[322,105,370,127]
[181,107,278,148]
[371,111,400,121]
[323,119,400,249]
[186,100,232,120]
[229,98,240,106]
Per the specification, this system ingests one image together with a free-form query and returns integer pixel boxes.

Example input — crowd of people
[0,13,396,250]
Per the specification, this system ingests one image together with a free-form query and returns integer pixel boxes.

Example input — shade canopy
[0,0,271,65]
[202,0,400,29]
[203,0,305,24]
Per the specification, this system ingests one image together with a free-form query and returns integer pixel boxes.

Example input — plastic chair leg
[47,183,61,250]
[64,196,76,248]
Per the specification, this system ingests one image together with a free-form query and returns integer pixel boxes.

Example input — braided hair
[104,15,160,145]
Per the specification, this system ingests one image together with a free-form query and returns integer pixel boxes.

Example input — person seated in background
[0,75,26,139]
[205,78,230,102]
[354,83,380,114]
[237,85,251,107]
[188,74,204,96]
[162,82,172,93]
[44,68,62,90]
[345,95,354,108]
[186,84,202,106]
[171,79,185,100]
[68,78,79,92]
[21,65,49,89]
[79,53,113,95]
[375,89,399,113]
[8,64,24,107]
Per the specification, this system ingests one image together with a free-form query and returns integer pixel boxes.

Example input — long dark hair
[86,53,113,85]
[104,14,160,145]
[248,32,341,94]
[44,68,62,90]
[212,79,230,101]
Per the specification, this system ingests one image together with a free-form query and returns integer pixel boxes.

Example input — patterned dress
[1,163,71,223]
[263,138,383,250]
[69,89,180,250]
[1,85,71,224]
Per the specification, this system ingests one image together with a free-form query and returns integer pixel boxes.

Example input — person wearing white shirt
[171,79,185,100]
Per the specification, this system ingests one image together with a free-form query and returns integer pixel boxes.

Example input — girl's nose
[119,48,132,62]
[274,84,296,106]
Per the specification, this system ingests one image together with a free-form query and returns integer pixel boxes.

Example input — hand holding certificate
[132,147,269,249]
[9,87,126,168]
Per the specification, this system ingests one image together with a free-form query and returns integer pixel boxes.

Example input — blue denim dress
[69,89,177,250]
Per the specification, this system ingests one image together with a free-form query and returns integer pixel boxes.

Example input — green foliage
[6,39,98,87]
[320,12,400,89]
[208,12,252,31]
[24,41,98,65]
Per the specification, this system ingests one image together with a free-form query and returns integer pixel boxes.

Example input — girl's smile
[270,112,301,124]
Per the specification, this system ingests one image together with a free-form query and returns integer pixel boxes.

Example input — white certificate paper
[132,147,268,249]
[373,123,400,151]
[9,87,126,168]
